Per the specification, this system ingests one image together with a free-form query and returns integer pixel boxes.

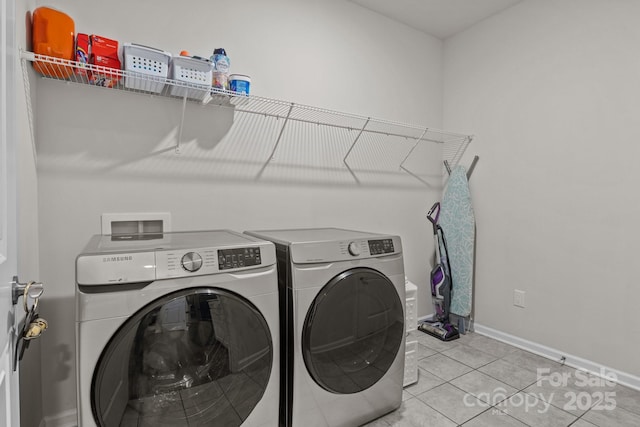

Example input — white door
[1,0,21,425]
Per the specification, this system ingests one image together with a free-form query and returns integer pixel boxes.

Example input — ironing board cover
[439,165,475,317]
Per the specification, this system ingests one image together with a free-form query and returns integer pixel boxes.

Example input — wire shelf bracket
[256,102,294,180]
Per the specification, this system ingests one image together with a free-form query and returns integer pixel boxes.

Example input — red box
[75,33,90,76]
[89,55,121,87]
[88,35,121,87]
[90,35,118,57]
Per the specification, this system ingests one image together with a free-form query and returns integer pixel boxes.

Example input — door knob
[11,276,43,307]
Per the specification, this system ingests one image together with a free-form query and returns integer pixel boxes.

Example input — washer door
[91,288,273,427]
[302,267,404,394]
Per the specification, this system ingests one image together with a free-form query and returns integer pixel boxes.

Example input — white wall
[31,0,445,422]
[444,0,640,379]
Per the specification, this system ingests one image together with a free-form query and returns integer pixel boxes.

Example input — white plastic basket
[403,340,418,387]
[169,56,213,101]
[405,279,418,333]
[123,43,171,94]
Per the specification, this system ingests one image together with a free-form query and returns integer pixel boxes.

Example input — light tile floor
[364,330,640,427]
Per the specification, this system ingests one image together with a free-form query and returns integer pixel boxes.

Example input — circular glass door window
[302,267,404,394]
[91,288,273,427]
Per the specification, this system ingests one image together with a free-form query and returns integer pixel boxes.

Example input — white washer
[75,230,280,427]
[244,228,405,427]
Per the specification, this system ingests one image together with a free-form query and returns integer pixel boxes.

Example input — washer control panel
[156,246,262,279]
[76,231,276,286]
[218,247,261,270]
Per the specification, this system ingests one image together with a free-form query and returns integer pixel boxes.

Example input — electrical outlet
[514,290,526,308]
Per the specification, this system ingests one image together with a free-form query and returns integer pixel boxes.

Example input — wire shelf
[21,51,473,183]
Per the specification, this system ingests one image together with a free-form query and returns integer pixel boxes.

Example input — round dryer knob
[181,252,203,272]
[347,242,361,256]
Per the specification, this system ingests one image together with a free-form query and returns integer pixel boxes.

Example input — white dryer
[244,228,405,427]
[75,230,280,427]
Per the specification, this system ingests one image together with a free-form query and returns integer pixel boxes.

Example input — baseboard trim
[474,323,640,392]
[42,408,76,427]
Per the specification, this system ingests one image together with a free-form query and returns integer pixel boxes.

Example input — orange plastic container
[32,7,75,78]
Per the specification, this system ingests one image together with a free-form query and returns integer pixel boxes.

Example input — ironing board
[439,165,475,319]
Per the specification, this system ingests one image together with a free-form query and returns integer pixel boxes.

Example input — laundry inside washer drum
[91,288,272,426]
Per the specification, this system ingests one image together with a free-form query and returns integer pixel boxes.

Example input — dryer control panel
[340,239,395,257]
[289,236,402,264]
[245,228,402,265]
[368,238,395,255]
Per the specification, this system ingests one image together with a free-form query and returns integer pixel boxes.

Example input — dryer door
[91,288,273,427]
[302,267,404,394]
